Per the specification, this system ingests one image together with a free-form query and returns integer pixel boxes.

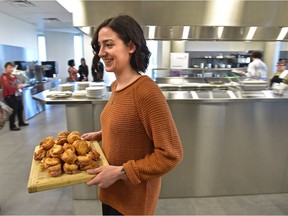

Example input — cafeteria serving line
[1,104,288,215]
[31,73,288,200]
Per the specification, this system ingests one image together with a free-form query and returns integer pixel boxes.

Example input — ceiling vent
[7,0,35,7]
[43,18,61,23]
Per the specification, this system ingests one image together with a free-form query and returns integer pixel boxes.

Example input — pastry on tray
[33,131,101,177]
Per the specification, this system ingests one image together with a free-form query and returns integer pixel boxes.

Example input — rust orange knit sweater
[99,75,183,215]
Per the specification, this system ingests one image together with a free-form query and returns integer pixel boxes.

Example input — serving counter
[33,85,288,199]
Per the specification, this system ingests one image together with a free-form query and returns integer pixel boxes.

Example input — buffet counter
[33,86,288,199]
[22,78,61,120]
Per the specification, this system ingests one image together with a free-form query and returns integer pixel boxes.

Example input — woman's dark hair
[68,59,75,67]
[91,15,151,73]
[4,62,14,68]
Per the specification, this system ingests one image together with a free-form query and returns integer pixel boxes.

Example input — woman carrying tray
[81,15,183,215]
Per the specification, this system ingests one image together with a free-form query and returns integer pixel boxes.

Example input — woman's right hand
[81,131,102,141]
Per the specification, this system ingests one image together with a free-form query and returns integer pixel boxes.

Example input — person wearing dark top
[78,58,89,81]
[91,61,104,82]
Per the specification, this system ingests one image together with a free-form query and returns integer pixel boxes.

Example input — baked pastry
[34,147,46,160]
[77,154,96,170]
[67,133,81,144]
[40,136,55,150]
[56,138,68,146]
[43,157,61,169]
[57,131,70,139]
[63,163,78,174]
[47,164,62,177]
[73,140,90,155]
[88,149,100,161]
[63,143,76,152]
[61,149,77,164]
[49,145,64,158]
[34,131,101,177]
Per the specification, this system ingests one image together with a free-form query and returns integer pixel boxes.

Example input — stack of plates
[58,84,75,92]
[72,90,87,97]
[76,82,90,90]
[86,86,106,98]
[89,82,106,87]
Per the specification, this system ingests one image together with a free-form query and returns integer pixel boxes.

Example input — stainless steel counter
[33,87,288,199]
[22,79,61,119]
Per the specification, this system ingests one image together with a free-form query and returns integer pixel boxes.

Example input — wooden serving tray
[27,141,108,193]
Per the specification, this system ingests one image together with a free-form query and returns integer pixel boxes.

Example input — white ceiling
[0,0,80,34]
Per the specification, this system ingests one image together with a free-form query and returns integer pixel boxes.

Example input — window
[74,35,83,66]
[37,35,47,62]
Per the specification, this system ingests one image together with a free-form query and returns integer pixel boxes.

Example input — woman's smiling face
[98,27,135,73]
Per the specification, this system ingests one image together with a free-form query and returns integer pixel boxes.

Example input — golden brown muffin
[40,136,55,150]
[61,149,77,164]
[63,163,78,174]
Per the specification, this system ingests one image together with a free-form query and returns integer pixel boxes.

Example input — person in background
[78,58,89,81]
[67,59,78,82]
[0,62,29,131]
[270,60,288,88]
[81,15,183,215]
[237,51,268,80]
[91,61,104,82]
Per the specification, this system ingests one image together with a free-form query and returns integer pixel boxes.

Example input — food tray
[27,141,108,193]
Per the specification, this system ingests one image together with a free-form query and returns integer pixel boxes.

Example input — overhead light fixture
[182,26,190,39]
[148,26,156,39]
[246,26,257,40]
[217,26,224,39]
[277,27,288,40]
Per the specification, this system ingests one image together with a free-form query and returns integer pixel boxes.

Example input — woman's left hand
[86,165,127,188]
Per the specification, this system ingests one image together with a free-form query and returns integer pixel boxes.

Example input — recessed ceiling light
[246,26,257,40]
[277,27,288,40]
[182,26,190,40]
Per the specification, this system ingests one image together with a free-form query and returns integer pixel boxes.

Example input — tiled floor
[0,104,288,215]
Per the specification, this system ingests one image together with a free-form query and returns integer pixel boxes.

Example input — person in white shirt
[270,60,288,87]
[238,51,268,80]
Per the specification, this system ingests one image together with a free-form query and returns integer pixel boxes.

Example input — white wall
[0,12,38,72]
[281,42,288,51]
[83,34,94,81]
[44,31,74,82]
[0,12,37,50]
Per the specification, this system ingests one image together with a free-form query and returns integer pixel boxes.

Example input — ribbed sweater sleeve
[124,76,183,185]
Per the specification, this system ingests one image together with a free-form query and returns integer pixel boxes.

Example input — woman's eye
[106,43,113,48]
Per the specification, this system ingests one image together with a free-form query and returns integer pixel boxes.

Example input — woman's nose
[98,47,105,57]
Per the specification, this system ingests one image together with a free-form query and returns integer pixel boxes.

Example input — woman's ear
[128,41,136,54]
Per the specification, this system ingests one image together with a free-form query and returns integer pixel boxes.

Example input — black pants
[4,95,25,129]
[102,203,122,215]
